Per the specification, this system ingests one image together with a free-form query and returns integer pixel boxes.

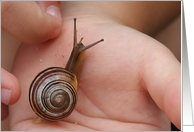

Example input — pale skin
[1,1,62,120]
[1,1,181,131]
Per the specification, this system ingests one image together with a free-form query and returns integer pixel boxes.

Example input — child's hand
[9,17,180,131]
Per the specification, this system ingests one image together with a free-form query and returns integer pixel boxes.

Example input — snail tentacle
[29,18,104,121]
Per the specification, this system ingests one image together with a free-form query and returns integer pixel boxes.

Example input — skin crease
[9,1,180,131]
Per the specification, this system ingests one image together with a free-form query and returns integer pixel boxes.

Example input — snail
[29,18,104,121]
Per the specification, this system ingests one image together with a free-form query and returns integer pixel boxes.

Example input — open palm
[10,18,180,131]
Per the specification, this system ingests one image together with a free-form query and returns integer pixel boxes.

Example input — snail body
[29,18,104,121]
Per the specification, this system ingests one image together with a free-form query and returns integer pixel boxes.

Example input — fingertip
[1,68,21,105]
[8,75,21,105]
[1,1,63,44]
[46,5,62,22]
[163,77,181,130]
[36,1,63,40]
[40,13,62,41]
[141,39,181,129]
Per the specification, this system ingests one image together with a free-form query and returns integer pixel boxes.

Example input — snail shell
[29,18,104,121]
[29,67,77,121]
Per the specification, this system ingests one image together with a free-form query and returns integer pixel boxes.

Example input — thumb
[1,1,62,44]
[141,39,181,130]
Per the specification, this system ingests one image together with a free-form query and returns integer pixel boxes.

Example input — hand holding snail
[9,1,180,130]
[29,18,104,121]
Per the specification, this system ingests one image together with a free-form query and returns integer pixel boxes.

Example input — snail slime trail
[29,18,104,122]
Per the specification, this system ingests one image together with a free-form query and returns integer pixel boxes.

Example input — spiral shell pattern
[29,67,77,121]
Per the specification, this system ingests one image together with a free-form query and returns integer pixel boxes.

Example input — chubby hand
[9,15,180,131]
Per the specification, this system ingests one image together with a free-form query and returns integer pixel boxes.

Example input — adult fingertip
[8,77,21,105]
[1,88,11,105]
[1,68,21,105]
[46,6,62,39]
[2,1,62,44]
[46,6,62,22]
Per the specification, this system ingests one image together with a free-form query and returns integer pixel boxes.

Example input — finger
[1,1,62,44]
[1,103,8,120]
[141,40,181,129]
[36,1,62,13]
[1,68,21,105]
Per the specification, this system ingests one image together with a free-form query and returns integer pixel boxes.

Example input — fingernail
[46,6,62,22]
[1,89,11,105]
[51,28,61,39]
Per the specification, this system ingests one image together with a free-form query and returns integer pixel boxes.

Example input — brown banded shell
[29,67,77,121]
[29,18,104,121]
